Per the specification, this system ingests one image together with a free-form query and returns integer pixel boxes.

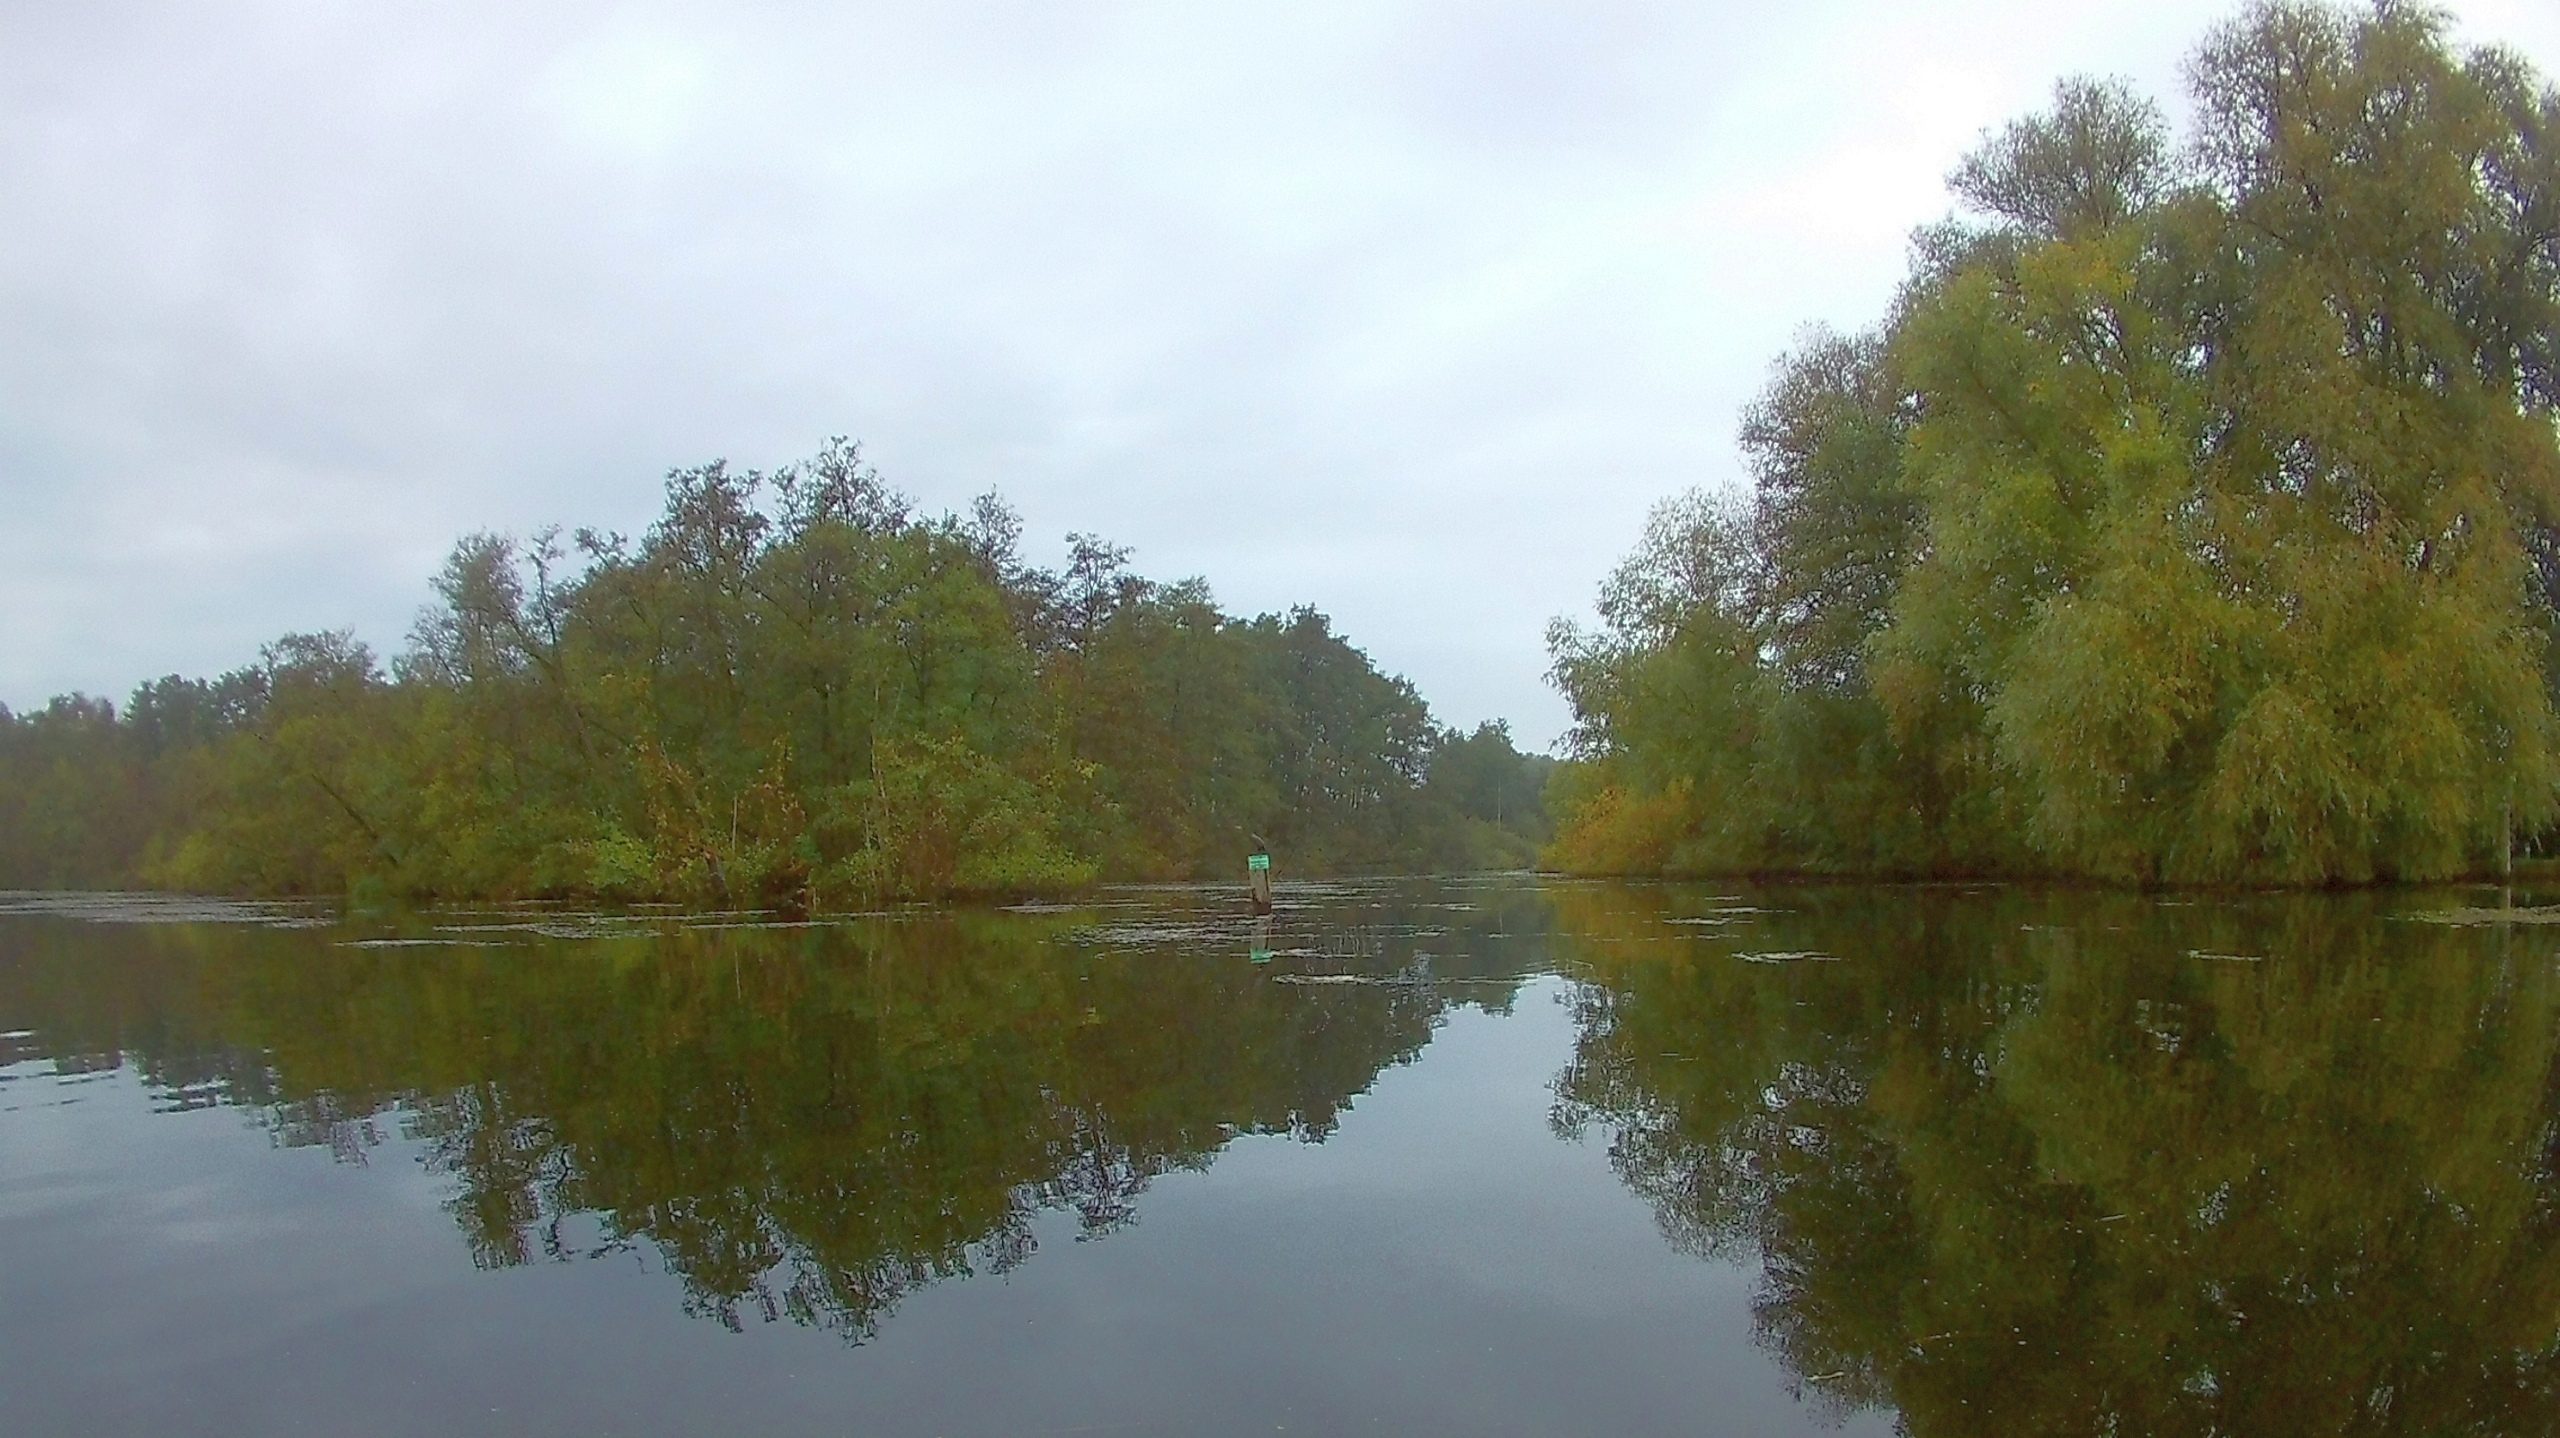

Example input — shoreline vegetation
[0,446,1552,907]
[1546,2,2560,889]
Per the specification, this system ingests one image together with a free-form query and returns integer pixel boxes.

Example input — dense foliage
[0,442,1549,903]
[1551,1,2560,884]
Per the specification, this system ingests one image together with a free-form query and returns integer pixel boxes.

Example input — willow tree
[1891,1,2560,883]
[1554,0,2560,885]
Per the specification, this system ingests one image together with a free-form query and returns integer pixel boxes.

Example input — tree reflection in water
[0,894,1525,1341]
[8,880,2549,1432]
[1551,885,2560,1435]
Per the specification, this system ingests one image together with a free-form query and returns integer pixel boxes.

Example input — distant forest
[1550,1,2560,886]
[0,444,1551,903]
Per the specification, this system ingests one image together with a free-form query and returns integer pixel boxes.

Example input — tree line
[1550,0,2560,885]
[0,441,1551,903]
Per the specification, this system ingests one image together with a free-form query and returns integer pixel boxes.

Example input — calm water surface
[2,877,2556,1435]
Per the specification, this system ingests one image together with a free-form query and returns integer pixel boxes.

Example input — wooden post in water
[2503,796,2515,905]
[1247,838,1274,917]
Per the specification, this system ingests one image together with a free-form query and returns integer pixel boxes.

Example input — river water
[1,876,2555,1435]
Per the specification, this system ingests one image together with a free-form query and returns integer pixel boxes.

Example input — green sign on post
[1247,848,1275,917]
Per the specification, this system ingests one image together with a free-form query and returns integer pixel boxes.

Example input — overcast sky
[7,1,2557,745]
